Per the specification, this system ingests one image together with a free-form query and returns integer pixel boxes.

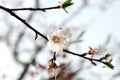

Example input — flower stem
[55,76,57,80]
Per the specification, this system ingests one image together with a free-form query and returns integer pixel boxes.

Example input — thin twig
[2,3,73,12]
[63,49,106,65]
[10,6,60,11]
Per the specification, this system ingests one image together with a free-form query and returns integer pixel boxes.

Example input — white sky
[81,0,120,52]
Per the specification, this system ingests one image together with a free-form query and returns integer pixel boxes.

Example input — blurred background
[0,0,120,80]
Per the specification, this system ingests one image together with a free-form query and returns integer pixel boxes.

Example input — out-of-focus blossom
[47,28,72,52]
[48,59,58,76]
[88,46,95,55]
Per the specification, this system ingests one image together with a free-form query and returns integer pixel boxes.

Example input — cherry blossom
[47,28,72,52]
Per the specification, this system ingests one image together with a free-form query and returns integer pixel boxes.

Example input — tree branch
[1,3,73,12]
[10,6,60,11]
[63,49,106,64]
[8,3,73,12]
[0,5,48,41]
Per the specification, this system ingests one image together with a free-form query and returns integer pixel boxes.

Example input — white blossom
[47,28,72,52]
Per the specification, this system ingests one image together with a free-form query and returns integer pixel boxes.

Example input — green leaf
[104,53,111,59]
[31,59,36,66]
[62,0,73,13]
[109,59,113,63]
[64,0,72,5]
[63,8,68,13]
[106,62,114,69]
[35,33,38,40]
[63,0,73,7]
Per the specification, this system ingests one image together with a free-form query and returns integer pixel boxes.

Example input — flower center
[52,35,60,43]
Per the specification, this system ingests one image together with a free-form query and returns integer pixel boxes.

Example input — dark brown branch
[63,49,106,65]
[4,3,73,12]
[0,5,48,41]
[18,63,30,80]
[10,6,60,11]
